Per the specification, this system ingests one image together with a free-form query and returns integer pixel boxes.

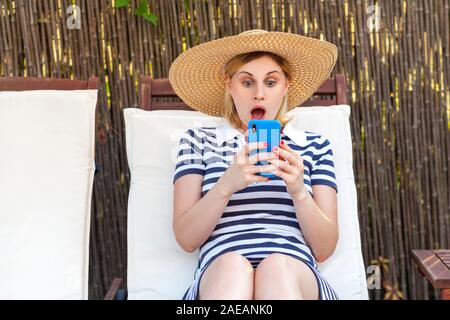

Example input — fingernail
[281,140,284,145]
[273,146,278,151]
[264,142,268,146]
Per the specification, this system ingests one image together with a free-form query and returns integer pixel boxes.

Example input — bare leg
[254,253,319,300]
[199,252,254,300]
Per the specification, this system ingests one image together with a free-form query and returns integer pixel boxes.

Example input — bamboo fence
[0,0,449,300]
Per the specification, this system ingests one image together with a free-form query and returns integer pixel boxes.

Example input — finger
[249,164,277,174]
[268,158,298,175]
[235,141,267,165]
[248,151,278,165]
[273,145,302,167]
[279,140,302,159]
[243,141,269,155]
[249,175,271,184]
[269,168,288,180]
[273,150,287,162]
[273,147,297,165]
[279,139,291,150]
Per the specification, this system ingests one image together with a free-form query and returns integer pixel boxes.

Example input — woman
[170,29,339,300]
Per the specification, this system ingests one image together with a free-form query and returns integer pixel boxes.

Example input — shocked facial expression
[226,55,289,132]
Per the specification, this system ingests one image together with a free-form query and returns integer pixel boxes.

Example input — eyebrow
[238,70,280,76]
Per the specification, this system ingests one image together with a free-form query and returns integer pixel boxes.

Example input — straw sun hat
[168,29,338,117]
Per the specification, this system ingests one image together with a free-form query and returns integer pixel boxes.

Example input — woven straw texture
[169,30,338,117]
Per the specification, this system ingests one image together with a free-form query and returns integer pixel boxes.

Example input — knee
[254,254,309,300]
[255,253,291,277]
[214,252,254,275]
[200,252,254,300]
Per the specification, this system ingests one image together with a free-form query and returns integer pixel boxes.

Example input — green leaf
[115,0,130,8]
[143,12,158,26]
[134,0,148,16]
[134,0,157,26]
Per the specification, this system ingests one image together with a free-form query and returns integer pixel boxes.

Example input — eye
[242,80,253,87]
[266,80,277,87]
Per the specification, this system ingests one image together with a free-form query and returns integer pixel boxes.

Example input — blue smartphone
[248,119,281,178]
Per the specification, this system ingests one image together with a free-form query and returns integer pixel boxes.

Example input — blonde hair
[223,51,293,130]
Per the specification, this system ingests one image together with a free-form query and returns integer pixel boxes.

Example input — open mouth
[251,106,266,120]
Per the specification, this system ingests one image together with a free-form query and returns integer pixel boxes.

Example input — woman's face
[226,55,289,132]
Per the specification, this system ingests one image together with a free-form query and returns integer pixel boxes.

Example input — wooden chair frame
[139,74,348,111]
[0,76,98,91]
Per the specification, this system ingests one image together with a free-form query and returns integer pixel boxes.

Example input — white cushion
[0,90,98,299]
[124,105,369,300]
[286,106,369,299]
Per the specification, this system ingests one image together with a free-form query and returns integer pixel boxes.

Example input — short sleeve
[310,137,338,193]
[173,128,205,184]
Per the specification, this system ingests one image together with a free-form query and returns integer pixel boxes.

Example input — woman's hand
[217,140,278,197]
[269,140,308,198]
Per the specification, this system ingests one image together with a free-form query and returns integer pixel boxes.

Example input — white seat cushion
[124,105,368,300]
[0,89,97,299]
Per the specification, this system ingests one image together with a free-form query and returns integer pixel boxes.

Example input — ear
[224,76,232,92]
[284,79,290,95]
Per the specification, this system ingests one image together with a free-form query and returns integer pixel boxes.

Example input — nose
[253,83,265,101]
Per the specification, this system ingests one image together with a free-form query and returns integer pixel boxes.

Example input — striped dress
[173,119,339,300]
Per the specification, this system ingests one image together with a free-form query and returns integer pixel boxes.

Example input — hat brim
[169,31,338,117]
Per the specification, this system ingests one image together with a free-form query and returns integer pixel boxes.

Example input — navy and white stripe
[173,120,339,300]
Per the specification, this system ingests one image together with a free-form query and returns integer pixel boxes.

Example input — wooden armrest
[104,277,124,300]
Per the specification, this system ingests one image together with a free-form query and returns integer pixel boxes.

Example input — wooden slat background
[0,0,449,300]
